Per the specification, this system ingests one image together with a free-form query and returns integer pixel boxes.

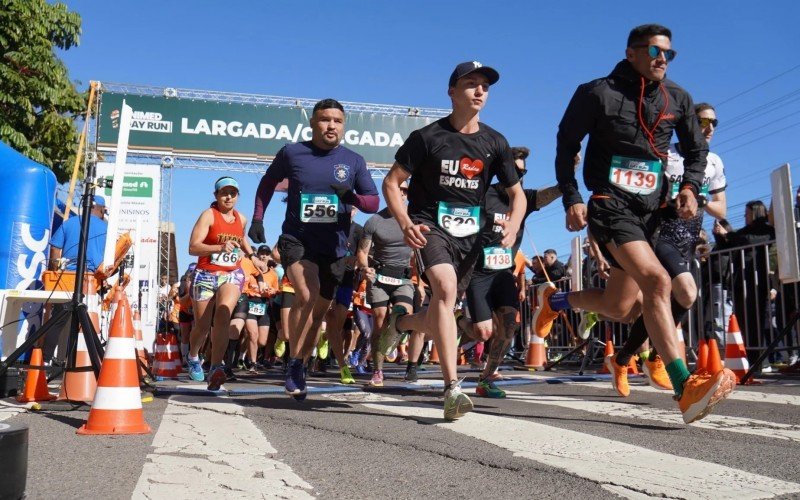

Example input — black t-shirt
[473,184,540,274]
[395,117,519,251]
[344,222,363,273]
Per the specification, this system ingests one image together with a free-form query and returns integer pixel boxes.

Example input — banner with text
[97,92,438,165]
[96,162,161,348]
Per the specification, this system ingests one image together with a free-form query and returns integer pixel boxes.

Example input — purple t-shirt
[266,141,377,257]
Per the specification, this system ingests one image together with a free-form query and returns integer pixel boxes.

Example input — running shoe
[404,364,419,383]
[187,357,205,382]
[642,355,673,390]
[578,311,598,340]
[476,378,506,398]
[355,363,368,375]
[274,339,286,358]
[604,354,630,397]
[285,358,307,398]
[531,282,559,338]
[369,370,384,387]
[340,366,355,385]
[348,351,360,369]
[317,336,329,361]
[378,305,407,356]
[443,379,474,421]
[207,365,226,391]
[678,368,736,424]
[224,365,238,382]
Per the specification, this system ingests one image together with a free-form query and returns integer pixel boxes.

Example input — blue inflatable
[0,141,57,292]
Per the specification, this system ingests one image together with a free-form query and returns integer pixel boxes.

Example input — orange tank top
[197,207,244,272]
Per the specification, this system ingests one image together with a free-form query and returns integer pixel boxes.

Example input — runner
[381,61,525,420]
[243,245,279,372]
[609,102,727,395]
[458,146,563,398]
[249,98,379,400]
[186,176,266,391]
[356,181,417,387]
[535,24,736,423]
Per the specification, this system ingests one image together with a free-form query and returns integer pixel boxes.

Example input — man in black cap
[381,61,525,421]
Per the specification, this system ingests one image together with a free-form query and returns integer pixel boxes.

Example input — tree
[0,0,83,182]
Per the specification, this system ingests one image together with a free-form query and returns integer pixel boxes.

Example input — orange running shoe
[642,355,673,391]
[532,282,559,338]
[678,368,736,424]
[604,354,630,397]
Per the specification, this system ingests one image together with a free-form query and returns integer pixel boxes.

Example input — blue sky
[58,0,800,274]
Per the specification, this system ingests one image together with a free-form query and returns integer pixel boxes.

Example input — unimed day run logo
[104,176,154,198]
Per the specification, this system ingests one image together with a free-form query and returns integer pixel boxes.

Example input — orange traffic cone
[132,310,150,382]
[57,276,103,403]
[166,333,183,374]
[696,338,709,372]
[724,314,749,384]
[153,334,180,379]
[429,342,440,364]
[598,325,614,374]
[706,338,724,375]
[78,291,151,435]
[525,334,546,370]
[16,347,56,403]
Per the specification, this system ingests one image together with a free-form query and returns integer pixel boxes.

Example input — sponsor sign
[97,92,438,165]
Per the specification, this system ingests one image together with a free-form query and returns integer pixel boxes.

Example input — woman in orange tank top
[185,176,267,390]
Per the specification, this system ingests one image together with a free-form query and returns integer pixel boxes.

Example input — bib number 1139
[608,156,661,195]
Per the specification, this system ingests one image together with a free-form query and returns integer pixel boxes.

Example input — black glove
[330,183,358,205]
[248,220,266,243]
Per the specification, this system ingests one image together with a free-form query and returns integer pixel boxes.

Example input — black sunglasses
[699,117,719,128]
[633,44,677,62]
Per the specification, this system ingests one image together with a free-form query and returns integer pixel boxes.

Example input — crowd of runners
[171,23,738,423]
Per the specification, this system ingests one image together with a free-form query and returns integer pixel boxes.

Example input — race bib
[437,202,480,238]
[300,193,339,223]
[483,247,513,270]
[210,248,240,266]
[376,274,409,286]
[608,156,662,195]
[248,300,266,316]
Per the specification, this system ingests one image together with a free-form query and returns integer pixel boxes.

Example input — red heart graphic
[460,157,484,179]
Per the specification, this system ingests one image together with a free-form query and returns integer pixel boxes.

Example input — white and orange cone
[724,314,749,385]
[77,290,151,435]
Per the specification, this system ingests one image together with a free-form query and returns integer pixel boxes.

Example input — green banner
[97,93,439,165]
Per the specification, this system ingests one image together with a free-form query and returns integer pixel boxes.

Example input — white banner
[96,162,161,348]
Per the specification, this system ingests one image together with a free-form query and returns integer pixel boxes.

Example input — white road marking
[576,380,800,406]
[504,390,800,442]
[132,396,313,499]
[0,400,30,422]
[324,392,800,499]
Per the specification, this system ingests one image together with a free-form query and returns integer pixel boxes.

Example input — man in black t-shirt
[381,61,525,421]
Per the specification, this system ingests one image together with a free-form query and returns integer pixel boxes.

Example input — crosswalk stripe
[324,392,800,499]
[132,396,314,499]
[575,380,800,406]
[503,390,800,442]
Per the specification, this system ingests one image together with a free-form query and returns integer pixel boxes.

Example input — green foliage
[0,0,83,182]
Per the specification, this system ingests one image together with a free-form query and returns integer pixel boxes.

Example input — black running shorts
[587,196,659,270]
[466,270,518,323]
[277,234,347,300]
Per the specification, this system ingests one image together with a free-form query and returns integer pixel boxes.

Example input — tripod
[0,167,106,388]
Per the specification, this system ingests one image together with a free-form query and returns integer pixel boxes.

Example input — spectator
[542,249,566,282]
[716,200,775,369]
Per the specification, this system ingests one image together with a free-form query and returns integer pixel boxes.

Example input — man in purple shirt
[250,98,379,400]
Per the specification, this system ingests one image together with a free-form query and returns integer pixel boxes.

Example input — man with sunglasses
[456,146,563,397]
[606,103,728,396]
[381,61,526,421]
[536,24,736,423]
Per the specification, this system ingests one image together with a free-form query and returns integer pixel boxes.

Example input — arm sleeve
[351,157,380,213]
[556,84,596,209]
[253,147,289,220]
[394,130,427,174]
[674,93,708,195]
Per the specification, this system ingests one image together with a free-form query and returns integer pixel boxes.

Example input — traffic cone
[724,314,749,384]
[78,290,151,435]
[132,310,151,382]
[166,333,183,374]
[153,333,179,379]
[57,276,102,403]
[696,338,709,372]
[16,347,56,403]
[429,341,440,364]
[706,338,724,375]
[598,325,614,374]
[525,334,546,370]
[675,325,687,363]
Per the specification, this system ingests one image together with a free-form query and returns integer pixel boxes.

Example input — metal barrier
[519,240,800,367]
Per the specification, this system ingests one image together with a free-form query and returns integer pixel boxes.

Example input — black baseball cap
[448,61,500,88]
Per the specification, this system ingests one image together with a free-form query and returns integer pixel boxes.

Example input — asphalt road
[3,364,800,499]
